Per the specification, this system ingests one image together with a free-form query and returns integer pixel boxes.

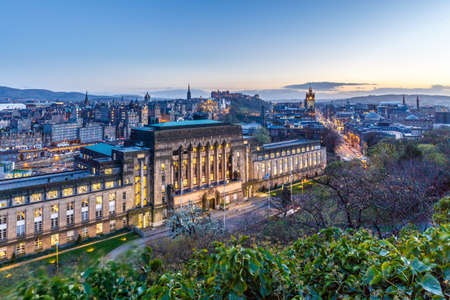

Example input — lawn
[0,231,139,298]
[269,180,315,197]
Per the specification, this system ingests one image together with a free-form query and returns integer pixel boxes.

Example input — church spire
[187,84,192,100]
[402,95,406,105]
[144,92,151,102]
[84,91,89,106]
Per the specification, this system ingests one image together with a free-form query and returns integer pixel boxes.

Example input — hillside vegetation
[17,216,449,299]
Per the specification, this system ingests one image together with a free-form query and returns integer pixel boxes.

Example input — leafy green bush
[17,223,449,299]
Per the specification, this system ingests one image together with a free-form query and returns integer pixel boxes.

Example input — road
[102,197,272,262]
[316,111,364,161]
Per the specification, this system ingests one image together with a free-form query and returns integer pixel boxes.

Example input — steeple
[144,92,151,102]
[187,84,192,100]
[416,96,420,110]
[84,91,89,106]
[402,95,406,105]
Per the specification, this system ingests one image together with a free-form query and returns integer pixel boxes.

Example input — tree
[272,185,294,217]
[253,127,271,144]
[322,127,341,153]
[167,203,222,238]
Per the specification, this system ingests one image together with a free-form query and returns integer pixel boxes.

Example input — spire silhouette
[187,84,192,100]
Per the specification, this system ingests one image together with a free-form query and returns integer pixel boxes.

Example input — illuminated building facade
[0,120,326,259]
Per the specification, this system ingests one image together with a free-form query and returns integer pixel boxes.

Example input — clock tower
[304,86,315,111]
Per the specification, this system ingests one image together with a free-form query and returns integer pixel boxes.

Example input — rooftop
[149,120,223,129]
[84,143,116,157]
[0,170,91,192]
[263,139,318,150]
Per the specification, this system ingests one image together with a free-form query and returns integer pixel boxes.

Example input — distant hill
[326,94,450,107]
[0,86,140,102]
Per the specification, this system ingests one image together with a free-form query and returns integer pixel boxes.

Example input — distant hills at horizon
[0,85,448,107]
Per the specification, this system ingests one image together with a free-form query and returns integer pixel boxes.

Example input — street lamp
[223,177,227,231]
[55,241,59,273]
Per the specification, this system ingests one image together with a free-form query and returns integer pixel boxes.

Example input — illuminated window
[96,223,103,234]
[161,163,165,172]
[34,208,42,217]
[63,187,73,197]
[276,152,280,157]
[0,247,6,259]
[96,196,102,205]
[270,153,275,158]
[66,201,74,211]
[14,195,25,205]
[17,211,25,221]
[78,185,88,194]
[256,146,260,151]
[16,242,25,255]
[51,234,59,246]
[108,193,116,201]
[105,181,114,188]
[92,183,101,191]
[105,168,112,175]
[47,190,58,199]
[30,193,42,202]
[34,238,43,251]
[81,227,88,238]
[0,200,7,208]
[82,199,89,207]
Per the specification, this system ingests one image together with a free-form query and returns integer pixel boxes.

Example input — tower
[304,86,315,111]
[402,95,406,105]
[84,91,89,106]
[144,92,151,102]
[187,84,192,101]
[260,105,265,127]
[416,96,420,110]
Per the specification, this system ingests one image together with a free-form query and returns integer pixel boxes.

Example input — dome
[365,112,382,120]
[405,114,419,120]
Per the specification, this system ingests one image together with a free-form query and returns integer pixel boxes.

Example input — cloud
[284,81,373,91]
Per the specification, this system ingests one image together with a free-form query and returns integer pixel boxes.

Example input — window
[96,223,103,234]
[92,183,101,191]
[0,247,6,260]
[122,192,126,200]
[122,202,126,212]
[67,201,74,211]
[47,190,58,199]
[16,242,25,255]
[0,200,7,208]
[109,199,116,215]
[16,211,25,237]
[96,196,103,218]
[78,185,88,194]
[67,214,74,226]
[105,168,112,175]
[0,215,7,241]
[13,195,25,205]
[30,193,42,202]
[105,181,114,188]
[51,234,59,246]
[67,230,75,242]
[81,200,89,223]
[81,227,88,238]
[63,187,73,197]
[34,208,43,234]
[34,238,43,251]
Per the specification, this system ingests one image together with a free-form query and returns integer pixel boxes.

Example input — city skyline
[1,0,450,98]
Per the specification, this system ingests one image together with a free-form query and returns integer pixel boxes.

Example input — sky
[1,0,450,99]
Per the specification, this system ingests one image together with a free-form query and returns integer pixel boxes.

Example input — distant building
[304,87,315,111]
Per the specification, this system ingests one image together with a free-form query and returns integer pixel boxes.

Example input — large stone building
[0,120,326,259]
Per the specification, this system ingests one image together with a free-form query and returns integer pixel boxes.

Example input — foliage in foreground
[17,223,449,299]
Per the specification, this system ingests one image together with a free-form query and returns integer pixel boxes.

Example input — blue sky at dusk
[1,0,450,99]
